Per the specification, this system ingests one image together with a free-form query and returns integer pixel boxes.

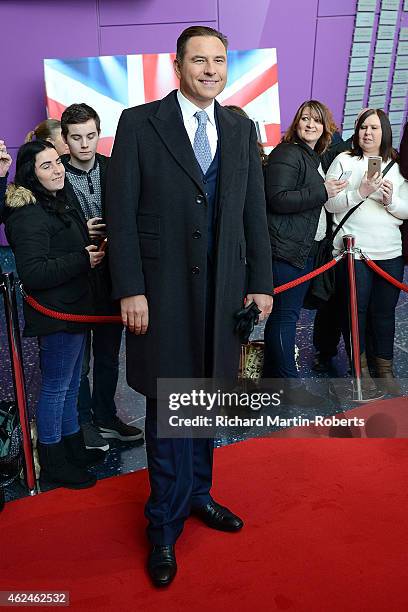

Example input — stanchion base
[329,379,385,405]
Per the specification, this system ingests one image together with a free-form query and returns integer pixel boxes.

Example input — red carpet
[2,437,408,611]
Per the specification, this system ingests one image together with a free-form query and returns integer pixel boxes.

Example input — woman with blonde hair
[25,118,69,156]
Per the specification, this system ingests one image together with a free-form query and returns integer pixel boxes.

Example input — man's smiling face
[174,35,227,109]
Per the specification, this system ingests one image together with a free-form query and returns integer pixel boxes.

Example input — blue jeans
[263,256,314,378]
[36,332,86,444]
[336,257,404,360]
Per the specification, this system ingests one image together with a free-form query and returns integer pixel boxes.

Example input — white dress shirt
[177,90,218,159]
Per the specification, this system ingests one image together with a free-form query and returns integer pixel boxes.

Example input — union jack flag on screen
[44,48,280,156]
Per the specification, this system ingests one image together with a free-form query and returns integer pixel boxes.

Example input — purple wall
[0,0,360,246]
[0,0,356,159]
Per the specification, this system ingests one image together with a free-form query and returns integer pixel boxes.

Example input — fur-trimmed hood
[5,184,36,209]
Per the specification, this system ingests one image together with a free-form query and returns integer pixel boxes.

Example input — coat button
[192,230,202,239]
[195,195,204,205]
[191,266,200,275]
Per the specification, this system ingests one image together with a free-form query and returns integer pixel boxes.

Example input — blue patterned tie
[193,110,212,175]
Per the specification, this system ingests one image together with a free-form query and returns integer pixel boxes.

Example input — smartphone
[99,238,108,252]
[339,170,352,181]
[367,156,382,179]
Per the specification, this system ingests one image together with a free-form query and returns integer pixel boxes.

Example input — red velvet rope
[361,254,408,293]
[20,254,344,322]
[23,293,122,323]
[273,256,343,295]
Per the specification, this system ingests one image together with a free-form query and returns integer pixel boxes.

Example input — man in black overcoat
[105,25,273,587]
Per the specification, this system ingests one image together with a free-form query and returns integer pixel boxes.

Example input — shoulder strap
[332,159,396,239]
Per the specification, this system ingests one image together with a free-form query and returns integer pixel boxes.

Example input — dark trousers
[336,256,403,360]
[77,323,123,425]
[313,293,343,359]
[263,256,314,378]
[144,261,215,544]
[144,398,214,544]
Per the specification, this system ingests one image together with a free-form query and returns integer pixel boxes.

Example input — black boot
[63,430,106,468]
[38,441,96,489]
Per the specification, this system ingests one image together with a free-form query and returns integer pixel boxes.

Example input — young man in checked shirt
[61,103,143,451]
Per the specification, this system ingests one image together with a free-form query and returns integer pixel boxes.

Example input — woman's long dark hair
[15,140,68,221]
[15,140,64,203]
[350,108,398,162]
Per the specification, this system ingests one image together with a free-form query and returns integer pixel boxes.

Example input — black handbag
[304,160,396,309]
[0,401,22,486]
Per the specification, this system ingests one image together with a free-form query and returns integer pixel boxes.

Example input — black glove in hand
[234,301,261,344]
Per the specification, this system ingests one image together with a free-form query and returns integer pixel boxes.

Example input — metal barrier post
[342,235,362,401]
[1,272,37,494]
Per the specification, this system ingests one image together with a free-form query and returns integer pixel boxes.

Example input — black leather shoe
[192,500,243,532]
[312,354,332,374]
[147,545,177,587]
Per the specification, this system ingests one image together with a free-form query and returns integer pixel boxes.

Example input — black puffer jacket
[5,185,93,336]
[265,140,328,269]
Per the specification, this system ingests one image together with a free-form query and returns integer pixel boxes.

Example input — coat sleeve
[0,175,7,224]
[105,109,146,300]
[399,123,408,180]
[384,167,408,220]
[6,207,90,290]
[243,122,274,295]
[265,145,328,214]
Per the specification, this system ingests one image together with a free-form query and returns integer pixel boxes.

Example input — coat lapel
[215,102,242,203]
[149,91,204,192]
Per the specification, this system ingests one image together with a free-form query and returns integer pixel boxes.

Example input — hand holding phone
[99,238,108,252]
[325,178,348,198]
[367,156,382,179]
[359,170,382,199]
[380,178,393,207]
[87,217,107,238]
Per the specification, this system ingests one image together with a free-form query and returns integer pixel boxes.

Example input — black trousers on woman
[336,256,404,360]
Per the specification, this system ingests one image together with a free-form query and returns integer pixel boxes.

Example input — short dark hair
[283,100,336,155]
[351,108,397,162]
[15,140,58,201]
[176,26,228,63]
[60,103,100,138]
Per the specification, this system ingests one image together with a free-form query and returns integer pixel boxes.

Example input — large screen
[44,48,281,156]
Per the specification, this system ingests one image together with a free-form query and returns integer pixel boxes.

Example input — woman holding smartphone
[325,109,408,395]
[5,140,106,488]
[263,100,347,405]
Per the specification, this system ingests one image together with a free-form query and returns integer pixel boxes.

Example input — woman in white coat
[325,108,408,395]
